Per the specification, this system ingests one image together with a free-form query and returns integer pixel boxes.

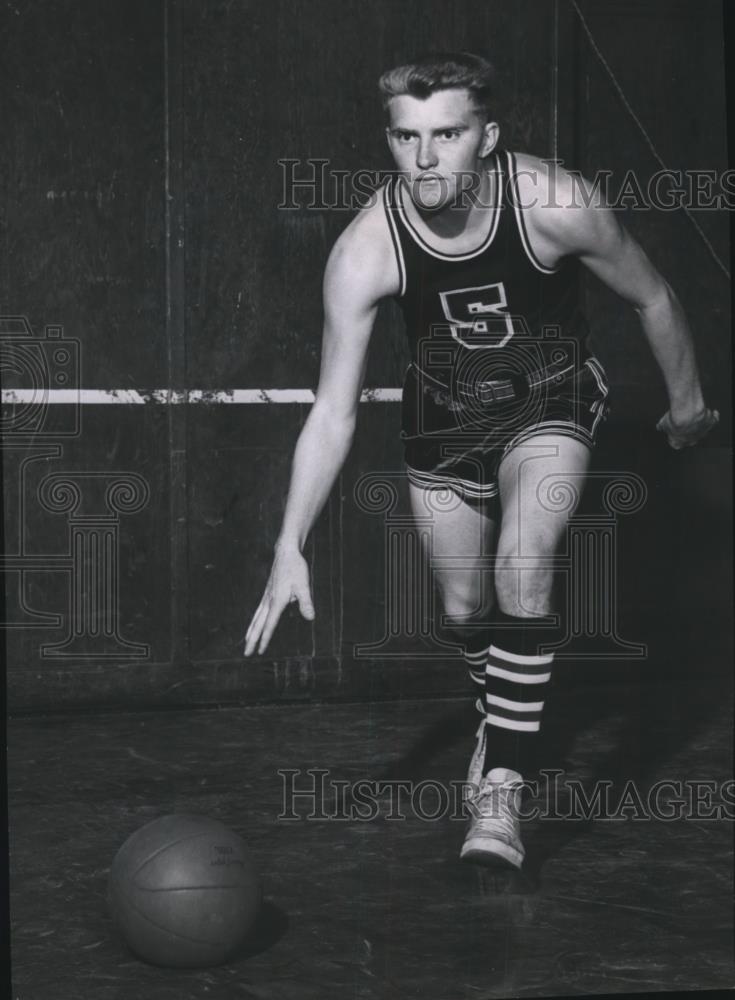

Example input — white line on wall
[1,388,403,404]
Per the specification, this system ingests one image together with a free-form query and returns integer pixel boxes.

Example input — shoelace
[473,780,523,840]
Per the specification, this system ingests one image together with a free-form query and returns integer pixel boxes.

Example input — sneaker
[460,767,525,869]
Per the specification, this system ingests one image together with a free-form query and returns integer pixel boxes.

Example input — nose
[416,139,438,171]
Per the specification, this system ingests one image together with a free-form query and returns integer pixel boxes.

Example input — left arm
[534,172,718,448]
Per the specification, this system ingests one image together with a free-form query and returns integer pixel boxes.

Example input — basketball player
[244,53,718,871]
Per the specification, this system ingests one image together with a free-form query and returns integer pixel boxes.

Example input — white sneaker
[460,767,525,869]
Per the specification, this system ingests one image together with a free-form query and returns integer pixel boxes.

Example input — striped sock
[441,612,492,716]
[466,640,491,718]
[483,610,556,778]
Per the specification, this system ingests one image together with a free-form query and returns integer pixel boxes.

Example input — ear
[384,125,393,150]
[480,121,500,158]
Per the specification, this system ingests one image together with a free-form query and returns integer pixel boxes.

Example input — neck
[412,162,495,239]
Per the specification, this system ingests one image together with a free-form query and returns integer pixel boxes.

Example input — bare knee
[437,577,495,621]
[494,535,559,617]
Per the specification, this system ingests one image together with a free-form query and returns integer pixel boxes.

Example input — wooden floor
[8,670,734,999]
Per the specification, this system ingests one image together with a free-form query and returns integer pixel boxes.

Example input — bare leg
[407,482,498,623]
[495,434,592,617]
[460,435,593,872]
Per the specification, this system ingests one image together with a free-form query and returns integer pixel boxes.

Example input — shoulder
[511,152,605,209]
[511,151,617,255]
[324,183,400,303]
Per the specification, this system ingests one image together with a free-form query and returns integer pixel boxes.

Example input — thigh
[408,481,498,618]
[497,432,592,553]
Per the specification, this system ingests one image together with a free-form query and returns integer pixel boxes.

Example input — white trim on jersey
[507,151,560,276]
[499,419,596,460]
[585,356,609,394]
[393,157,503,262]
[405,464,500,499]
[383,180,407,297]
[584,357,610,436]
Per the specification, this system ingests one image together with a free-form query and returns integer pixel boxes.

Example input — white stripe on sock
[486,713,541,732]
[486,694,545,712]
[486,664,552,684]
[489,644,554,665]
[464,647,491,662]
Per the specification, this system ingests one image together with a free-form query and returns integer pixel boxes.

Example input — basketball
[107,814,261,968]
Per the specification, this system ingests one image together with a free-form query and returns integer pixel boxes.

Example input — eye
[396,131,414,143]
[439,129,461,141]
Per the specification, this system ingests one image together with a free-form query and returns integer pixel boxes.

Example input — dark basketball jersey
[382,149,591,384]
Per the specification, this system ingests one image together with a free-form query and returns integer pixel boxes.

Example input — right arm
[243,206,399,655]
[273,233,382,554]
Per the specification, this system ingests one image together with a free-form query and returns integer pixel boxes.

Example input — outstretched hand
[656,406,719,450]
[243,547,315,656]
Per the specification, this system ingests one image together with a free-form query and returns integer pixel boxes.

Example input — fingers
[656,413,680,450]
[245,594,285,656]
[244,549,316,656]
[705,408,720,432]
[685,409,718,446]
[255,594,291,655]
[243,589,315,656]
[296,585,315,620]
[243,598,270,657]
[656,407,719,450]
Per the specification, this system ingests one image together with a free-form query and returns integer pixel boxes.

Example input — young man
[244,53,718,871]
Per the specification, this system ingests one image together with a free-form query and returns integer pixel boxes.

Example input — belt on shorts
[414,358,579,405]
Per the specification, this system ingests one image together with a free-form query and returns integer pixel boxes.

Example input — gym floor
[9,662,733,999]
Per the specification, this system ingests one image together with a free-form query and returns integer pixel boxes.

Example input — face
[385,88,499,212]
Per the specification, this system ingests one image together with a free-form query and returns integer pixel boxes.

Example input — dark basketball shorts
[400,355,610,503]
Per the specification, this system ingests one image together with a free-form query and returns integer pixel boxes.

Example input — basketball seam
[115,886,239,949]
[129,829,233,878]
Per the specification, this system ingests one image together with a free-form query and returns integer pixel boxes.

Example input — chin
[420,198,452,213]
[409,185,453,213]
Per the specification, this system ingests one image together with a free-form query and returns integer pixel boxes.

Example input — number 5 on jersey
[439,281,517,349]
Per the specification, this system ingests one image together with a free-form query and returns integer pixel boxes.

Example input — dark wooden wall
[2,0,730,711]
[570,0,730,423]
